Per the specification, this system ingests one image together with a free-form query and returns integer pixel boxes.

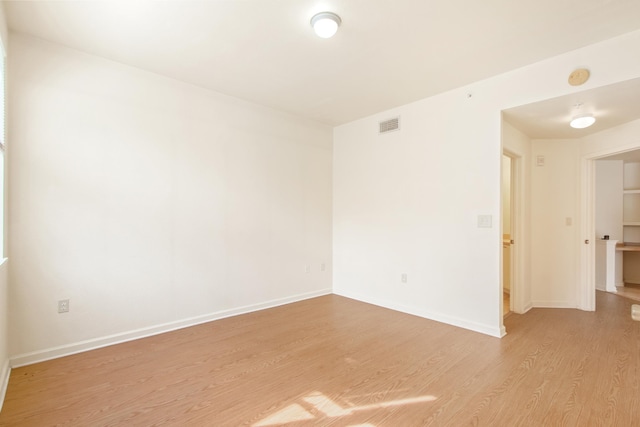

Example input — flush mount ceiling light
[570,115,596,129]
[311,12,341,38]
[569,103,596,129]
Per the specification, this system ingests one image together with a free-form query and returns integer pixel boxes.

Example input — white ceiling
[5,0,640,126]
[502,77,640,163]
[503,77,640,139]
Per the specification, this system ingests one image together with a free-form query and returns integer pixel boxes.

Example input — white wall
[595,161,623,241]
[582,120,640,159]
[0,1,10,411]
[594,161,623,290]
[531,139,580,307]
[334,30,640,337]
[8,34,333,364]
[0,261,7,409]
[334,90,504,336]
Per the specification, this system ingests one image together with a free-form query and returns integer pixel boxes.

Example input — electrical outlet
[401,273,408,283]
[58,299,70,314]
[321,263,326,272]
[305,265,311,274]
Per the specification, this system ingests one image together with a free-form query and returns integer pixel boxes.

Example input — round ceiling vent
[568,68,590,86]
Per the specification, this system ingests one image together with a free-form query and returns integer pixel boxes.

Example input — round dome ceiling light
[570,115,596,129]
[311,12,341,38]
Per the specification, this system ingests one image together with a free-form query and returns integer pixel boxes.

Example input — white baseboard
[0,358,10,412]
[499,325,507,337]
[10,288,332,368]
[531,300,576,308]
[520,302,534,314]
[334,289,504,338]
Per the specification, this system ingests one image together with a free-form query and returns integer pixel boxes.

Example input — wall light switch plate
[58,299,70,313]
[477,215,492,228]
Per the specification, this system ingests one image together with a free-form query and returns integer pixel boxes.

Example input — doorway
[583,148,640,310]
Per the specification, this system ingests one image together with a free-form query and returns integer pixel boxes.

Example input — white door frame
[503,150,524,314]
[579,156,596,311]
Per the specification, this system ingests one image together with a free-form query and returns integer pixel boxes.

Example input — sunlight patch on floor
[253,403,314,426]
[253,391,437,426]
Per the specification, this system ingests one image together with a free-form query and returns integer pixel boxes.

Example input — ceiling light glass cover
[570,115,596,129]
[311,12,341,38]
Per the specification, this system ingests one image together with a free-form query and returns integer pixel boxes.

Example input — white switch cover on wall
[477,215,493,228]
[58,299,70,313]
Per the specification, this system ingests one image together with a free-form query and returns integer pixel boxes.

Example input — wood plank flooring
[613,283,640,303]
[1,291,639,426]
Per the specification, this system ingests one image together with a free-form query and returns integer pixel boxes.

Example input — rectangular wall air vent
[379,117,400,134]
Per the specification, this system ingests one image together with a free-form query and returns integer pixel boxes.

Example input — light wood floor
[613,283,640,302]
[1,292,639,426]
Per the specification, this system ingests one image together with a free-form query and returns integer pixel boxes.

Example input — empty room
[1,1,640,425]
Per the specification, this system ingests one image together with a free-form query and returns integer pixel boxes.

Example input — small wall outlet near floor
[58,299,70,314]
[401,273,408,283]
